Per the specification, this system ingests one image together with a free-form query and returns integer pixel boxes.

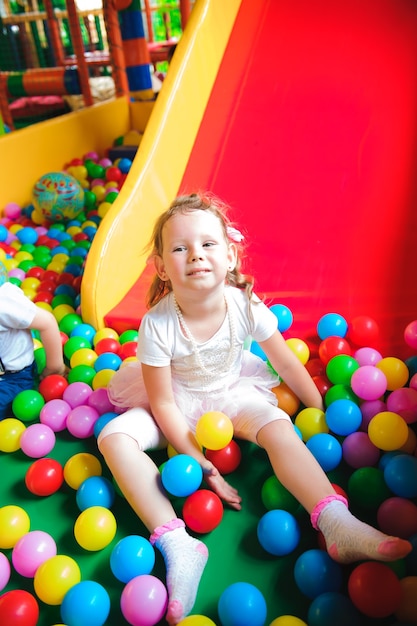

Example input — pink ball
[342,432,380,468]
[410,373,417,391]
[350,365,387,401]
[39,398,71,432]
[12,530,57,577]
[353,347,383,366]
[87,388,115,415]
[20,423,56,458]
[121,575,168,626]
[377,497,417,538]
[4,202,21,219]
[8,268,26,281]
[360,399,387,430]
[63,382,93,408]
[386,387,417,424]
[67,405,99,438]
[0,553,11,591]
[404,320,417,350]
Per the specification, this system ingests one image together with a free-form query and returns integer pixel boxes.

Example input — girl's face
[155,210,237,296]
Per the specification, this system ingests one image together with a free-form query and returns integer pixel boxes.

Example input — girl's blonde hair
[146,192,254,308]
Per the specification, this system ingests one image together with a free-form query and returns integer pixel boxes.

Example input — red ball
[312,374,332,397]
[38,374,68,402]
[183,489,223,533]
[205,440,241,474]
[348,315,380,347]
[33,291,54,305]
[0,590,39,626]
[118,341,138,360]
[318,336,352,365]
[25,458,64,496]
[305,357,326,378]
[377,497,417,538]
[348,562,402,618]
[95,338,120,356]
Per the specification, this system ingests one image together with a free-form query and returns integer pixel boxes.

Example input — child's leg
[257,419,411,564]
[98,410,208,625]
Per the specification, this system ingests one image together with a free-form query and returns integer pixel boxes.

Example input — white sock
[314,499,412,564]
[153,525,208,624]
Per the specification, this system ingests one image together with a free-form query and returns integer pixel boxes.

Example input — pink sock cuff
[310,494,348,530]
[149,518,185,545]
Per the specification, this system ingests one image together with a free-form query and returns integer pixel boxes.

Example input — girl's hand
[202,463,242,510]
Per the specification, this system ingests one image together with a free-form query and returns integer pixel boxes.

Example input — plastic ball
[74,506,117,551]
[92,368,116,389]
[0,589,39,626]
[0,552,11,591]
[404,320,417,349]
[12,390,45,422]
[19,422,56,458]
[348,467,391,510]
[395,576,417,624]
[353,346,382,366]
[64,452,102,490]
[324,383,358,406]
[260,475,300,514]
[0,505,30,549]
[120,574,168,626]
[348,562,402,618]
[177,617,217,626]
[350,365,387,401]
[205,440,241,474]
[38,374,68,401]
[32,172,84,222]
[348,315,379,346]
[183,489,223,533]
[25,458,64,496]
[76,475,115,511]
[383,453,417,498]
[195,411,233,450]
[269,303,293,332]
[285,337,310,364]
[376,357,409,391]
[257,509,300,556]
[110,535,156,583]
[218,582,267,626]
[94,351,122,371]
[66,404,99,438]
[386,387,417,424]
[294,549,343,599]
[0,418,26,452]
[34,554,81,605]
[318,336,351,365]
[342,432,380,468]
[87,387,114,414]
[161,454,203,497]
[63,381,93,408]
[317,313,348,340]
[368,411,409,451]
[326,354,359,386]
[269,618,307,626]
[294,407,328,442]
[377,497,417,538]
[12,530,57,578]
[306,433,342,472]
[93,411,118,437]
[39,398,71,432]
[307,591,361,626]
[272,383,300,416]
[60,580,110,626]
[325,398,362,436]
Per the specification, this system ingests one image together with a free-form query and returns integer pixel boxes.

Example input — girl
[0,260,67,420]
[98,193,411,625]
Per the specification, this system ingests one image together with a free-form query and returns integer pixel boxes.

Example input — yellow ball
[0,418,26,452]
[70,347,98,369]
[285,337,310,365]
[0,505,30,549]
[376,357,409,391]
[93,327,119,346]
[64,452,102,490]
[92,369,115,389]
[368,411,409,451]
[178,616,217,625]
[294,407,328,442]
[34,554,81,605]
[195,411,234,450]
[53,303,76,322]
[74,506,117,551]
[270,617,307,626]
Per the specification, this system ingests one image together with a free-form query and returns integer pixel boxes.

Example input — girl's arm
[30,308,67,378]
[142,363,242,509]
[260,330,324,411]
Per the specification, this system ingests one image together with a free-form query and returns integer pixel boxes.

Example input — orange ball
[272,383,300,416]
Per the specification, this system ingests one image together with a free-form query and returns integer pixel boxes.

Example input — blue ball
[61,580,110,626]
[76,476,115,511]
[110,535,155,583]
[294,549,343,599]
[308,591,361,626]
[325,399,362,436]
[16,226,38,245]
[70,323,96,343]
[94,352,122,372]
[249,340,267,361]
[317,313,348,340]
[161,454,203,497]
[383,454,417,498]
[94,411,118,438]
[218,582,267,626]
[257,509,300,556]
[306,433,342,472]
[269,303,294,332]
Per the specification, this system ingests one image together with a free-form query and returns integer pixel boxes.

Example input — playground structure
[0,0,191,129]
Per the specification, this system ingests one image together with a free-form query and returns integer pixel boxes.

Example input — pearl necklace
[173,292,237,378]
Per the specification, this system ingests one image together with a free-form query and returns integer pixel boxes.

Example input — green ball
[348,467,392,510]
[12,389,45,422]
[59,313,83,336]
[261,475,300,515]
[326,355,359,386]
[325,384,359,407]
[34,345,46,372]
[119,330,138,344]
[67,364,96,385]
[63,336,92,361]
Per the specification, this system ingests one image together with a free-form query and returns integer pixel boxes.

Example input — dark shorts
[0,363,37,420]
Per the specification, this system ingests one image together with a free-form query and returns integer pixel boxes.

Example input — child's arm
[142,363,242,509]
[260,330,324,410]
[29,308,67,379]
